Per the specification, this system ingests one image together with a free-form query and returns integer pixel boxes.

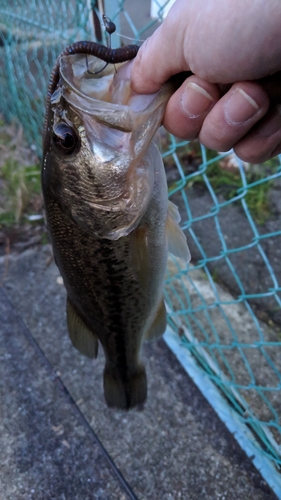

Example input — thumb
[131,22,189,94]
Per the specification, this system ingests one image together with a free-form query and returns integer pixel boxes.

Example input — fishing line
[113,32,146,43]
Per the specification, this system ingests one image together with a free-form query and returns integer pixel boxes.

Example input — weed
[0,158,42,227]
[165,141,280,224]
[0,117,43,230]
[193,160,278,224]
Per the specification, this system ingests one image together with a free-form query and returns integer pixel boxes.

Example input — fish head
[42,55,174,239]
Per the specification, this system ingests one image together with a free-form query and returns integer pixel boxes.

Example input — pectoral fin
[145,299,167,341]
[166,201,191,262]
[66,298,98,359]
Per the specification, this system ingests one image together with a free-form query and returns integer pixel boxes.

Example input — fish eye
[52,123,80,155]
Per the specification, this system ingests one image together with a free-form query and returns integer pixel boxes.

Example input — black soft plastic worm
[47,41,139,100]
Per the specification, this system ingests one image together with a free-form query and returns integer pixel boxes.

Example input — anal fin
[66,298,98,359]
[166,200,191,262]
[145,299,167,341]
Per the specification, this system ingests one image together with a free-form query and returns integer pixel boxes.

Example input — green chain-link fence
[1,0,281,489]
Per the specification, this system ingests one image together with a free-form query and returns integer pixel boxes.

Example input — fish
[42,51,190,410]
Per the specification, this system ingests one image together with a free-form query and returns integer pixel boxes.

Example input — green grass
[166,142,280,224]
[0,158,42,228]
[0,116,43,231]
[194,161,274,224]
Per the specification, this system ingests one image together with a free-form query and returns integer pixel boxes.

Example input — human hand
[130,0,281,162]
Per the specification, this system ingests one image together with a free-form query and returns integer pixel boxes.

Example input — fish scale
[48,200,146,345]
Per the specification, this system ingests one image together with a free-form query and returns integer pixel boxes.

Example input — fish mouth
[48,53,172,240]
[51,53,171,173]
[53,54,170,138]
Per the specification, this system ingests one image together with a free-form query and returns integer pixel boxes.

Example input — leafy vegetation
[193,161,277,224]
[0,117,45,252]
[0,159,41,227]
[166,140,280,224]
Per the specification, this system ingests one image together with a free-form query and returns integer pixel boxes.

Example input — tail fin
[103,366,147,410]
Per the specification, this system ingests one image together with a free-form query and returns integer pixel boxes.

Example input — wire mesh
[1,0,281,473]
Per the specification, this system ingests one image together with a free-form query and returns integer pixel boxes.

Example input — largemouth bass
[42,51,190,409]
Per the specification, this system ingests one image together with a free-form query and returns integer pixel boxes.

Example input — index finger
[130,23,189,94]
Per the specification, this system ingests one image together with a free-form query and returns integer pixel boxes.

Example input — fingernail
[181,82,214,118]
[225,88,259,124]
[257,105,281,138]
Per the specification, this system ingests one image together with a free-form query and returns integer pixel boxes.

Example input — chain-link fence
[1,0,281,491]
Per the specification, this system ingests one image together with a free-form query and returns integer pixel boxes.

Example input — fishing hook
[86,14,117,75]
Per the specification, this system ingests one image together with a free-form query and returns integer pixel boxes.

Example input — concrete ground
[0,246,277,499]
